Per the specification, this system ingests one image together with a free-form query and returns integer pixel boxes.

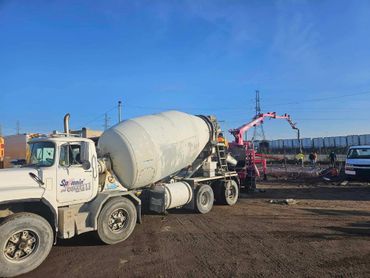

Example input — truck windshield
[26,142,55,167]
[347,148,370,159]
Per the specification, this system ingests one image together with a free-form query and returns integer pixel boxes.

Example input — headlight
[345,164,354,170]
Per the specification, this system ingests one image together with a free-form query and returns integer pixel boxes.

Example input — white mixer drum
[98,111,210,189]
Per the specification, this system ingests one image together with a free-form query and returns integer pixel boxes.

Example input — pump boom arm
[229,112,300,146]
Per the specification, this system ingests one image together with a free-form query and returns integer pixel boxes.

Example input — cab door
[56,142,94,204]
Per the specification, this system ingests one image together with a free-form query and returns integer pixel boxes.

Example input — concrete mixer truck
[0,111,239,277]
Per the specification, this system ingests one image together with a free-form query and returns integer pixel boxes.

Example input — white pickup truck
[345,145,370,180]
[0,111,239,277]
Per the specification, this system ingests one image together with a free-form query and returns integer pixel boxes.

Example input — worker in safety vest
[217,132,229,148]
[295,152,304,167]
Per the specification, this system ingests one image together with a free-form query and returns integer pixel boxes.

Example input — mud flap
[183,188,195,210]
[136,204,142,224]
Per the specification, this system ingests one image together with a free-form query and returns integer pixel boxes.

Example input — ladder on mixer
[216,143,229,173]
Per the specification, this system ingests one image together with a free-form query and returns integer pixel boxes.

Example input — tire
[97,197,137,245]
[218,180,239,206]
[0,212,53,278]
[195,184,214,214]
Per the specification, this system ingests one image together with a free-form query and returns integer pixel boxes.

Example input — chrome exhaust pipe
[64,113,70,135]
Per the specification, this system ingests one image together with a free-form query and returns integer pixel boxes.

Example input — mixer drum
[98,111,211,189]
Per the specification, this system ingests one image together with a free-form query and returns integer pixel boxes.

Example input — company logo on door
[60,179,91,193]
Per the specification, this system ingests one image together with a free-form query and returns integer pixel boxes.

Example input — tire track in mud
[23,183,370,278]
[170,210,297,277]
[206,206,336,277]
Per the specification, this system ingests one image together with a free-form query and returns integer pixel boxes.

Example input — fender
[82,191,142,229]
[0,197,58,236]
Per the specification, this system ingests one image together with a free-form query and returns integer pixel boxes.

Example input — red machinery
[228,112,300,191]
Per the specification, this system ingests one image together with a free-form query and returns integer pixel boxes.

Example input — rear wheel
[0,213,53,277]
[97,197,137,245]
[218,180,239,206]
[195,184,214,214]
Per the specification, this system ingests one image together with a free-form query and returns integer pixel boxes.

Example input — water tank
[323,137,330,148]
[335,136,347,148]
[347,135,359,146]
[270,140,278,149]
[277,139,284,149]
[312,137,324,149]
[292,139,301,149]
[359,134,370,145]
[283,139,293,149]
[98,111,211,189]
[301,138,313,149]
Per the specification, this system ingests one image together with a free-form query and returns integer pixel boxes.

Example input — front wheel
[97,197,137,245]
[0,212,54,277]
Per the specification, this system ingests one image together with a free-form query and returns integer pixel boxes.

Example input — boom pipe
[229,112,300,146]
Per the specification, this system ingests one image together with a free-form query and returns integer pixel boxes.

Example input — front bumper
[345,168,370,180]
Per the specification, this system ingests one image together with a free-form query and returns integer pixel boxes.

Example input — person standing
[295,152,304,167]
[309,152,314,165]
[309,152,317,166]
[217,132,229,148]
[329,151,337,167]
[313,151,318,166]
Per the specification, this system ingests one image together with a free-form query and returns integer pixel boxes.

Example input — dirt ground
[24,180,370,278]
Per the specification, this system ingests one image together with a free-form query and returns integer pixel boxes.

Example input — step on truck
[0,111,239,277]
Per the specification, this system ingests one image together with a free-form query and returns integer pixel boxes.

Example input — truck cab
[0,136,99,209]
[345,145,370,180]
[0,135,140,277]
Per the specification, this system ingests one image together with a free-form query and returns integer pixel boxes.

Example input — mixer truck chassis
[0,111,239,277]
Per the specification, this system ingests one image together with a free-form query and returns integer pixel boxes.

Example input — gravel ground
[23,181,370,278]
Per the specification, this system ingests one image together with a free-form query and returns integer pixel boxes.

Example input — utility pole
[118,100,122,123]
[104,113,110,130]
[16,121,20,135]
[252,90,266,141]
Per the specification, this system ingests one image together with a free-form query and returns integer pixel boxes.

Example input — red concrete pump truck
[228,112,300,191]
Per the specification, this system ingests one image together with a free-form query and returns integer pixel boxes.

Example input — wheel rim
[4,230,39,262]
[200,191,210,207]
[108,208,129,233]
[226,181,238,201]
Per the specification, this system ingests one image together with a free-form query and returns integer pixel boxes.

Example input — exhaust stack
[64,113,70,135]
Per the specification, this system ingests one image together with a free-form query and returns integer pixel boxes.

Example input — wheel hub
[4,230,38,261]
[201,192,209,206]
[227,185,236,199]
[108,209,128,232]
[226,181,237,200]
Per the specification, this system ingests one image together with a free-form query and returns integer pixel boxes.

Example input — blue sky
[1,0,370,140]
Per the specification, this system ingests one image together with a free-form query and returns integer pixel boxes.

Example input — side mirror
[82,160,91,170]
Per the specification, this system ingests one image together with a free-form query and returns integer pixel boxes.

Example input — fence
[262,134,370,155]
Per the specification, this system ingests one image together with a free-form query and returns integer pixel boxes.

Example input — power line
[84,105,117,126]
[222,118,370,124]
[103,113,110,130]
[125,103,249,111]
[264,90,370,107]
[124,90,370,112]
